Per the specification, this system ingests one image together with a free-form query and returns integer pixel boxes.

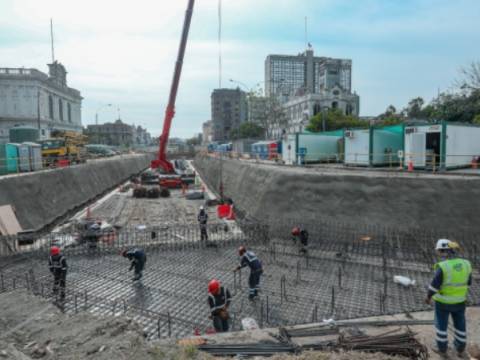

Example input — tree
[457,61,480,92]
[230,122,265,140]
[306,109,367,132]
[406,97,425,118]
[186,136,201,146]
[473,114,480,124]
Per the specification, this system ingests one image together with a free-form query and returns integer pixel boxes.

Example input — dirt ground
[0,290,449,360]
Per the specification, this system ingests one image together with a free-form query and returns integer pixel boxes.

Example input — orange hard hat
[50,246,60,256]
[208,279,220,294]
[292,227,301,236]
[238,246,246,256]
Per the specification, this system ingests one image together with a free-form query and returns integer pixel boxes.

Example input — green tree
[306,109,368,132]
[406,97,425,118]
[473,114,480,124]
[230,122,265,139]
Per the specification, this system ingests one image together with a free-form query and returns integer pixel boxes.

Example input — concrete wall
[0,154,152,231]
[194,155,480,232]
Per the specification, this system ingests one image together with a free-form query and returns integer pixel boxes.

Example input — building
[202,120,213,145]
[211,88,247,141]
[246,94,268,126]
[265,48,360,138]
[85,119,152,147]
[0,62,83,143]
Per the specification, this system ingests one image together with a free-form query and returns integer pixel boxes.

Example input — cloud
[1,0,479,137]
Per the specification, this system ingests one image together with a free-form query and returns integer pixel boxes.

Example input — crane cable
[218,0,222,88]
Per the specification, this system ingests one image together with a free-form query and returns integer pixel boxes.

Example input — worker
[291,226,308,254]
[48,246,67,300]
[207,279,232,332]
[83,222,101,249]
[122,248,147,281]
[197,205,209,242]
[234,246,263,300]
[425,239,472,357]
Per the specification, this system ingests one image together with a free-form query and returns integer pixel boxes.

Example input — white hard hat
[436,239,452,250]
[199,206,204,210]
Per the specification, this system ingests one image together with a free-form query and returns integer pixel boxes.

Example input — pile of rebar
[337,329,429,360]
[197,342,297,356]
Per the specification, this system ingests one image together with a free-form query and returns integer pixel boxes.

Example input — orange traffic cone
[407,160,414,172]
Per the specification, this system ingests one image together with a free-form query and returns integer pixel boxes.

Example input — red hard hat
[238,246,246,256]
[50,246,60,256]
[208,279,220,294]
[292,227,300,236]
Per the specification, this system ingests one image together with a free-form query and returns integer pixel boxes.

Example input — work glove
[218,309,229,320]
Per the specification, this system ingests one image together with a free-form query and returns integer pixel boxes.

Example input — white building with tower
[0,62,83,143]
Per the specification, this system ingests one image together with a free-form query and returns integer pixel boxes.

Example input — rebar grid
[1,219,479,339]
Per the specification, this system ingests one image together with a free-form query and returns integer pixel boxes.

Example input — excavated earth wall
[0,154,152,231]
[194,155,480,232]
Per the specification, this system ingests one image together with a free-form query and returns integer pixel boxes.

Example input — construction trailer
[344,124,404,167]
[0,143,18,175]
[282,130,344,165]
[404,122,480,170]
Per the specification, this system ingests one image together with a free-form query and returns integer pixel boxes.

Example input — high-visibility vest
[433,258,472,304]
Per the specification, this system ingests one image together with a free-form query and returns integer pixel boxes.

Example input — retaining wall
[0,154,152,231]
[194,155,480,232]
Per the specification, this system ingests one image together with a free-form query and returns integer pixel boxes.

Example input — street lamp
[95,103,112,125]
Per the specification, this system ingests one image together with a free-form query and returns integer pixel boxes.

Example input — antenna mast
[50,19,55,63]
[218,0,222,88]
[304,16,308,50]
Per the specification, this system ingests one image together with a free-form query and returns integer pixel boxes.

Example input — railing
[201,151,480,173]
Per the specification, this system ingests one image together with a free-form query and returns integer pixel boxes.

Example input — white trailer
[404,122,480,169]
[344,129,370,166]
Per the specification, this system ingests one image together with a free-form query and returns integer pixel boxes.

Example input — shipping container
[0,143,18,175]
[404,122,480,170]
[282,130,344,165]
[23,142,43,171]
[344,125,404,166]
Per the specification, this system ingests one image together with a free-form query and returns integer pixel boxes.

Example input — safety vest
[433,258,472,304]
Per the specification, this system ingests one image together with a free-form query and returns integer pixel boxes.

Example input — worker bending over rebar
[291,226,308,255]
[48,246,67,300]
[207,279,231,332]
[234,246,263,300]
[122,248,147,281]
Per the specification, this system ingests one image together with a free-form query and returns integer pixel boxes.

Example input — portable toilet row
[282,130,344,165]
[344,125,404,166]
[0,142,42,175]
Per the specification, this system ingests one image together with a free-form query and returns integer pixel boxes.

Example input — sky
[1,0,479,138]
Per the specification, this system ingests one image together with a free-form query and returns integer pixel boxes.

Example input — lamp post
[95,104,112,125]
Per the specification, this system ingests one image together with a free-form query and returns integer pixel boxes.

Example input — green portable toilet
[0,143,19,175]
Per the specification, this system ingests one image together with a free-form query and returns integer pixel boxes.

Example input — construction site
[1,0,479,359]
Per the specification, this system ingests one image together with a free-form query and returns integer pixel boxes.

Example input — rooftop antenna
[218,0,222,88]
[50,18,55,63]
[304,16,308,51]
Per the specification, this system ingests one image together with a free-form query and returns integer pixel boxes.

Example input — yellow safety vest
[433,258,472,305]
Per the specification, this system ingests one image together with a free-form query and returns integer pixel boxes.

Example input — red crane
[151,0,195,172]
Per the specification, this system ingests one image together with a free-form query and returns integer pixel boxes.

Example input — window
[332,101,339,109]
[49,95,54,119]
[59,99,64,121]
[67,103,72,123]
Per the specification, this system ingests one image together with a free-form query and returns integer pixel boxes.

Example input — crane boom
[151,0,195,171]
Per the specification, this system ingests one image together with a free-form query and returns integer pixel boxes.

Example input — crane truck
[151,0,195,189]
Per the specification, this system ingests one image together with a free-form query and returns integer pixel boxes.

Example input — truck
[40,130,88,166]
